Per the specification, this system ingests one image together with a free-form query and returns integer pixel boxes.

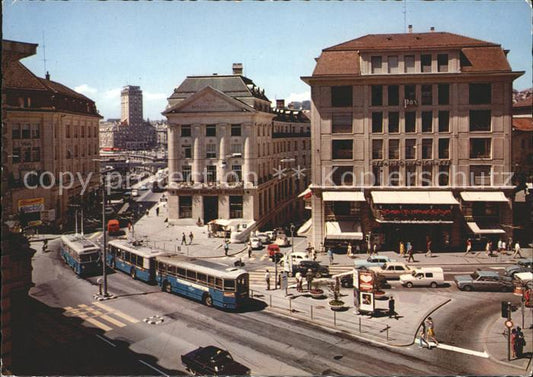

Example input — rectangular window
[179,196,193,218]
[230,143,242,155]
[21,124,31,139]
[469,110,491,131]
[331,86,353,107]
[332,166,354,186]
[438,84,449,105]
[229,196,243,219]
[388,85,399,106]
[438,138,450,159]
[404,85,416,101]
[231,124,242,136]
[438,166,449,186]
[181,125,191,137]
[372,166,382,186]
[470,138,491,158]
[421,85,433,105]
[332,139,353,159]
[404,55,415,73]
[12,124,20,139]
[371,56,383,73]
[388,112,399,133]
[206,143,216,158]
[31,124,40,138]
[405,165,416,186]
[470,165,491,186]
[23,147,31,162]
[469,83,491,104]
[372,140,383,160]
[32,147,40,162]
[388,56,399,73]
[437,54,448,72]
[12,147,21,163]
[331,113,352,133]
[405,112,416,133]
[422,165,433,186]
[422,139,433,159]
[388,139,400,160]
[405,139,416,159]
[206,124,216,137]
[206,165,217,183]
[388,166,400,186]
[182,166,191,182]
[372,112,383,133]
[371,85,383,106]
[183,145,192,158]
[421,54,432,72]
[231,165,242,182]
[422,111,433,132]
[438,111,449,132]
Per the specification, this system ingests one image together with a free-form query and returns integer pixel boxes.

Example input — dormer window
[371,56,383,74]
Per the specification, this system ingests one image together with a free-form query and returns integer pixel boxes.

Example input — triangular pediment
[163,86,254,114]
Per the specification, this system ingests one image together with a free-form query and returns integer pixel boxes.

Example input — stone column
[192,124,202,183]
[218,124,228,183]
[242,123,253,187]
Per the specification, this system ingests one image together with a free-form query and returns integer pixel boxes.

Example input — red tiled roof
[312,50,360,76]
[38,78,92,101]
[514,96,532,108]
[325,32,497,51]
[3,61,49,91]
[513,118,533,131]
[461,47,511,72]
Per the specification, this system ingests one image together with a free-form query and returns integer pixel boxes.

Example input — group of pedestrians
[399,241,416,262]
[463,238,523,258]
[180,232,194,245]
[418,317,439,349]
[267,268,315,292]
[511,326,527,359]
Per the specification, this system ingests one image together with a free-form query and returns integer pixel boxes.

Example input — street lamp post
[101,174,109,297]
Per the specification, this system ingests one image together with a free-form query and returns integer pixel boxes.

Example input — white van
[400,267,445,288]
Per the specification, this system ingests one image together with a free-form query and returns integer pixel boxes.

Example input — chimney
[430,27,435,32]
[45,71,50,80]
[232,63,243,75]
[276,99,285,109]
[408,25,413,33]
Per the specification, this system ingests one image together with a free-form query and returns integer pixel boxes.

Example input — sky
[3,0,531,121]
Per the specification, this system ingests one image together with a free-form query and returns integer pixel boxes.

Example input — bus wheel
[130,268,136,279]
[204,294,213,307]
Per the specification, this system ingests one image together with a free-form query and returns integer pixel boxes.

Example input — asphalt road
[17,238,521,376]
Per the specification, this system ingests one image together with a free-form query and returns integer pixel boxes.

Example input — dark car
[454,270,514,292]
[292,260,329,278]
[181,346,250,376]
[340,273,353,288]
[504,258,533,277]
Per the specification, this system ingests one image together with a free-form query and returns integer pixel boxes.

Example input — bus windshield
[80,252,100,263]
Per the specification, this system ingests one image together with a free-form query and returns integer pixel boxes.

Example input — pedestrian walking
[181,232,187,245]
[388,296,397,319]
[497,239,503,253]
[515,326,526,358]
[42,239,48,252]
[247,241,252,258]
[295,272,303,292]
[306,269,314,291]
[319,242,325,254]
[425,317,439,347]
[508,237,513,252]
[265,269,271,290]
[156,207,160,217]
[511,328,517,358]
[327,248,334,265]
[501,240,506,255]
[224,240,229,256]
[347,243,353,257]
[407,242,416,262]
[425,239,432,258]
[418,322,430,348]
[312,247,317,261]
[464,238,472,256]
[512,241,523,258]
[399,241,405,257]
[485,240,492,257]
[189,232,194,245]
[372,243,378,255]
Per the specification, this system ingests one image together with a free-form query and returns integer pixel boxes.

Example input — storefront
[323,191,365,249]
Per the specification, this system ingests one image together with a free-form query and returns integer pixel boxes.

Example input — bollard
[310,305,313,320]
[289,298,292,313]
[334,311,337,327]
[387,326,389,341]
[269,294,272,307]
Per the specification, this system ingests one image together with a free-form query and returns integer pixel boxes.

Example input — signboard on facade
[18,197,45,226]
[358,271,374,292]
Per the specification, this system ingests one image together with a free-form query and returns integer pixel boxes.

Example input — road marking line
[96,334,117,347]
[78,313,88,319]
[93,301,113,311]
[79,304,88,308]
[139,360,169,377]
[85,317,113,332]
[435,343,489,358]
[93,301,139,323]
[64,306,73,311]
[99,314,127,328]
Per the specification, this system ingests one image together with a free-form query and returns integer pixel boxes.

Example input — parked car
[354,256,396,270]
[250,237,263,250]
[131,189,139,197]
[104,206,115,216]
[504,258,533,277]
[278,252,310,267]
[181,346,250,376]
[454,270,514,292]
[264,231,275,241]
[274,234,291,247]
[399,267,445,288]
[256,232,271,244]
[369,262,414,280]
[266,244,282,262]
[292,260,329,278]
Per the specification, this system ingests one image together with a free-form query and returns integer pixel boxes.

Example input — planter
[329,300,345,311]
[310,289,325,299]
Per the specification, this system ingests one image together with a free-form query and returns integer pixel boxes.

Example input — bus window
[197,273,207,283]
[141,257,148,269]
[224,279,235,291]
[186,270,196,281]
[177,267,186,277]
[124,251,130,263]
[208,276,215,287]
[215,278,223,289]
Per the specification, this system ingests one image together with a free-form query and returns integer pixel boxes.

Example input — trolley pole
[101,173,109,297]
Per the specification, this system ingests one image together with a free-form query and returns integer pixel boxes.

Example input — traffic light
[501,301,510,318]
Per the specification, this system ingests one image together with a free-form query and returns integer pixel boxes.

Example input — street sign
[505,320,513,328]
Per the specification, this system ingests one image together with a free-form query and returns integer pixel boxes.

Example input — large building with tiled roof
[163,64,310,239]
[2,39,102,229]
[301,28,525,251]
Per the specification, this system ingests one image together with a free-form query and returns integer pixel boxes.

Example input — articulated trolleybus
[155,256,249,310]
[107,239,169,282]
[60,234,102,276]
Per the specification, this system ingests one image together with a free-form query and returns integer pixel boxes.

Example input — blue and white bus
[155,256,249,310]
[107,239,169,283]
[60,234,102,276]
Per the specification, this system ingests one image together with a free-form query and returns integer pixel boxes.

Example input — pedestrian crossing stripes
[63,302,139,332]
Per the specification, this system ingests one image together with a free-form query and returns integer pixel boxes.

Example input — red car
[266,244,282,262]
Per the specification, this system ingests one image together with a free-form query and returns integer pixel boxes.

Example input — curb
[411,298,452,346]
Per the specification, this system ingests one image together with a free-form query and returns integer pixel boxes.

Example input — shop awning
[325,221,363,240]
[460,191,508,202]
[466,222,506,234]
[323,191,365,202]
[298,187,312,199]
[297,218,312,236]
[371,191,459,205]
